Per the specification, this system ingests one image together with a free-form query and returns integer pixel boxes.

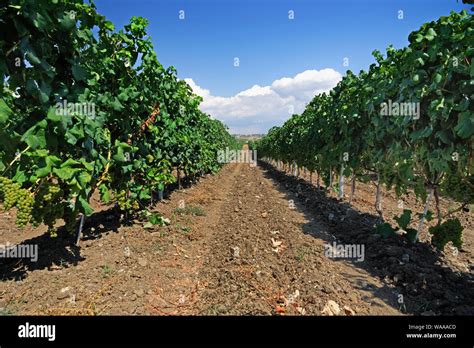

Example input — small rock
[231,246,240,259]
[321,300,340,316]
[134,289,145,297]
[271,238,282,248]
[343,305,355,315]
[261,212,268,218]
[57,293,69,300]
[328,213,335,221]
[215,304,227,313]
[137,258,148,267]
[322,284,333,294]
[234,207,239,212]
[57,287,71,300]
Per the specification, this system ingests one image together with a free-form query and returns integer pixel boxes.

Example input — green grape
[15,189,34,227]
[0,176,36,227]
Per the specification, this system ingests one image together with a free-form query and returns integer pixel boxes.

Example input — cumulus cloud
[184,68,342,134]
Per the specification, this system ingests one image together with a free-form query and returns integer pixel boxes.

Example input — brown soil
[0,163,472,315]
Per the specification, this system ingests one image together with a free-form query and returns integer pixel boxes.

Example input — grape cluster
[38,184,61,203]
[0,176,20,210]
[15,189,34,227]
[32,184,65,230]
[116,190,139,211]
[116,190,129,211]
[0,176,34,227]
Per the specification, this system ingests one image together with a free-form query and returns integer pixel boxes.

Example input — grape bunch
[0,176,34,227]
[116,190,129,211]
[31,183,65,232]
[0,176,21,210]
[15,189,34,227]
[116,189,139,212]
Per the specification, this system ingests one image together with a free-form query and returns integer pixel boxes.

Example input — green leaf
[111,98,124,111]
[13,169,27,184]
[104,21,115,31]
[113,147,127,162]
[375,223,396,239]
[394,209,412,230]
[47,107,62,122]
[411,126,433,140]
[77,171,92,189]
[425,28,437,41]
[78,196,94,216]
[454,111,474,138]
[0,99,13,123]
[35,165,52,178]
[45,155,62,167]
[21,122,47,149]
[59,12,76,31]
[69,124,84,139]
[53,167,76,180]
[99,184,110,203]
[72,65,87,81]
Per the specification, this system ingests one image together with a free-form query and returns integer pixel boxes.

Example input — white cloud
[184,68,342,134]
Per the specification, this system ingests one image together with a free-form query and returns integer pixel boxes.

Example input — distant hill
[232,134,265,141]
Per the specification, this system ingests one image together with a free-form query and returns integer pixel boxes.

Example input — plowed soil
[0,162,472,315]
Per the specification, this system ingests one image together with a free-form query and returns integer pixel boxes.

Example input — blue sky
[94,0,470,134]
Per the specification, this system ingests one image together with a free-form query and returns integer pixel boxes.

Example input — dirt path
[191,163,400,315]
[1,162,472,315]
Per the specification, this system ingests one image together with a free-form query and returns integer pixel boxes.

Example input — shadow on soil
[0,173,207,281]
[259,161,474,315]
